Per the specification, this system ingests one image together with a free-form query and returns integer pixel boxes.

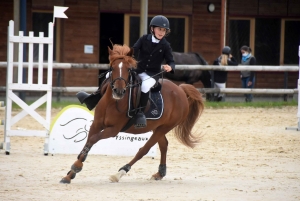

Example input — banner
[49,105,157,157]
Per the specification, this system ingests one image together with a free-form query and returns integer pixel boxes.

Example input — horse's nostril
[113,88,124,96]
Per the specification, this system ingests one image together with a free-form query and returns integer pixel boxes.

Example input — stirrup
[134,112,147,128]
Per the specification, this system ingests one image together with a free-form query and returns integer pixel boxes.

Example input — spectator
[213,46,238,102]
[240,45,256,102]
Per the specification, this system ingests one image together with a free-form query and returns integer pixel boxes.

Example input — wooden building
[0,0,299,94]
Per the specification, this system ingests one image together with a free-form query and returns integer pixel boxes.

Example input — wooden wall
[0,1,13,87]
[99,0,193,14]
[192,0,222,65]
[62,0,99,87]
[229,0,300,16]
[0,0,299,94]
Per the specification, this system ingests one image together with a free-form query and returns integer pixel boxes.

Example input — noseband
[109,58,135,96]
[110,76,128,91]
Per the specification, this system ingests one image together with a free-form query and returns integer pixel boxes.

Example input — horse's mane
[109,44,137,68]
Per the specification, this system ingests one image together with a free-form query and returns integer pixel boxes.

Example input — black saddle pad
[127,91,164,120]
[145,91,164,120]
[121,90,164,132]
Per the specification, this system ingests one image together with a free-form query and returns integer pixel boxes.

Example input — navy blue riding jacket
[132,34,175,80]
[213,56,238,83]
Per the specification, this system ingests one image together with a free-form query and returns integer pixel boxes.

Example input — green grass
[9,99,298,110]
[204,100,298,109]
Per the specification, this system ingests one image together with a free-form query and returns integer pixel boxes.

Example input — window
[229,19,251,62]
[284,20,300,65]
[255,18,281,65]
[229,18,287,65]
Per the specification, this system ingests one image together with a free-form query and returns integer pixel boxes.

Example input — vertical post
[28,32,33,84]
[5,21,15,153]
[18,31,24,84]
[38,32,44,85]
[284,45,300,131]
[140,0,148,37]
[220,0,227,51]
[13,0,20,83]
[47,22,53,86]
[20,0,27,101]
[297,45,300,130]
[44,22,54,155]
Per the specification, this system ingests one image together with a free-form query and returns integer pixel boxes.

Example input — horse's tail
[174,84,204,149]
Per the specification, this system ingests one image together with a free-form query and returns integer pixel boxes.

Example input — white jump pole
[286,45,300,131]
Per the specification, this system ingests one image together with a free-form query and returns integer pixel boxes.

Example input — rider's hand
[163,65,172,72]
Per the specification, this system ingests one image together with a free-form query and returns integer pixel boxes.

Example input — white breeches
[138,72,156,93]
[214,82,226,97]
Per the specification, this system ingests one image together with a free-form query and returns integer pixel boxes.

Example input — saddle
[121,73,164,132]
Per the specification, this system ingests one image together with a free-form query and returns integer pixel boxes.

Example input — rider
[76,15,175,127]
[132,15,175,128]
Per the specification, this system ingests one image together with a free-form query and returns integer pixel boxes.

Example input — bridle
[109,58,135,97]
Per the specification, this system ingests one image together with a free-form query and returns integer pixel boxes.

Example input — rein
[130,70,166,87]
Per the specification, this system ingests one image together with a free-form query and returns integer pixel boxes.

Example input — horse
[59,44,204,184]
[164,52,213,101]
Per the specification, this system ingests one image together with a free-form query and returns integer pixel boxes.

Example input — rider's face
[153,27,167,39]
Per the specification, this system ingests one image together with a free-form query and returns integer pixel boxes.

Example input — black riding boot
[76,89,102,111]
[134,92,149,128]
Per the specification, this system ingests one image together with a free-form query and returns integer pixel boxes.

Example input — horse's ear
[108,46,112,55]
[127,47,134,57]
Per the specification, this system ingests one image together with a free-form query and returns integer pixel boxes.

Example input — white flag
[53,6,69,24]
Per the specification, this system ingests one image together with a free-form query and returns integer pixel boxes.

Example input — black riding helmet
[222,46,231,55]
[149,15,171,37]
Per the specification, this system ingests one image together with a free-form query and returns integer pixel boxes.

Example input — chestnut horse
[60,44,204,184]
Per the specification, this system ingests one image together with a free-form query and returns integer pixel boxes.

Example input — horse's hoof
[109,170,126,183]
[59,177,71,184]
[150,176,163,180]
[109,175,120,183]
[67,170,76,179]
[150,173,163,180]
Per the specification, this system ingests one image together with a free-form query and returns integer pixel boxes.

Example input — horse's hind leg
[109,131,163,182]
[110,127,170,182]
[150,135,168,180]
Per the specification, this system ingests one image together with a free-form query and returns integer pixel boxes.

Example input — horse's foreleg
[151,135,168,180]
[61,125,120,183]
[60,124,101,184]
[59,143,93,184]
